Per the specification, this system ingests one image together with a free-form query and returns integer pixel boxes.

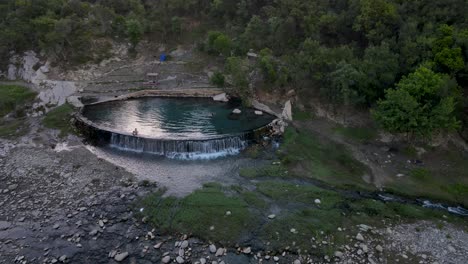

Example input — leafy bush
[210,72,225,87]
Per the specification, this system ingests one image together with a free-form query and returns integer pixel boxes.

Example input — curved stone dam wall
[75,95,274,159]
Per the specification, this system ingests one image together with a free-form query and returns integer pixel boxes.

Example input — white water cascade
[109,133,250,160]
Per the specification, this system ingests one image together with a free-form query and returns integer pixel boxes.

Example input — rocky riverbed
[1,135,467,264]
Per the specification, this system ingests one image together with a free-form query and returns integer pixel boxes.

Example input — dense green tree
[373,66,461,139]
[352,0,399,44]
[358,43,399,104]
[225,56,251,100]
[329,61,364,110]
[126,19,144,50]
[213,34,232,57]
[432,24,465,74]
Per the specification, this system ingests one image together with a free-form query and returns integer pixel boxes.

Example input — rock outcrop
[282,100,293,121]
[212,93,229,102]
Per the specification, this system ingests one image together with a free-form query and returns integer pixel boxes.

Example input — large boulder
[282,100,293,121]
[251,100,280,117]
[212,93,229,102]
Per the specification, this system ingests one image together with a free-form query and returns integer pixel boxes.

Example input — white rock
[59,255,67,262]
[360,244,368,253]
[40,64,50,73]
[314,199,321,204]
[375,245,383,253]
[154,242,163,249]
[215,248,225,256]
[293,260,301,264]
[213,93,229,102]
[209,244,217,253]
[225,211,231,216]
[254,110,263,115]
[7,64,17,80]
[162,256,171,263]
[356,233,364,241]
[334,251,343,258]
[200,258,207,264]
[273,256,279,261]
[282,100,293,121]
[242,247,251,254]
[176,256,185,263]
[114,252,129,262]
[181,240,189,249]
[268,214,276,219]
[232,108,242,114]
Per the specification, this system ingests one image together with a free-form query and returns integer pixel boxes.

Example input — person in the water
[132,128,139,136]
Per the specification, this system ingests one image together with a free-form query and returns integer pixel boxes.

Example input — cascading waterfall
[110,133,249,160]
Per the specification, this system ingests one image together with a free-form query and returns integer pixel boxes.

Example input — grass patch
[281,128,370,189]
[349,199,446,220]
[333,125,377,142]
[140,183,258,245]
[256,181,344,209]
[239,164,288,179]
[43,104,75,137]
[293,107,314,121]
[0,85,36,117]
[387,145,468,207]
[410,168,431,181]
[240,191,268,209]
[0,119,29,139]
[140,179,462,254]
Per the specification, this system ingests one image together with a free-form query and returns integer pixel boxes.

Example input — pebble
[59,255,67,262]
[200,258,207,264]
[209,244,217,253]
[242,247,251,254]
[181,240,189,249]
[273,256,279,261]
[314,199,321,204]
[162,256,171,263]
[109,250,117,258]
[293,260,301,264]
[114,252,129,262]
[215,248,225,256]
[89,229,98,236]
[375,245,383,253]
[356,233,364,241]
[334,251,343,258]
[154,242,163,249]
[225,211,231,216]
[360,243,368,253]
[268,214,276,219]
[99,220,104,227]
[53,224,60,229]
[176,256,185,263]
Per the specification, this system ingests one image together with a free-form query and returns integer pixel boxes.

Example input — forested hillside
[1,0,467,138]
